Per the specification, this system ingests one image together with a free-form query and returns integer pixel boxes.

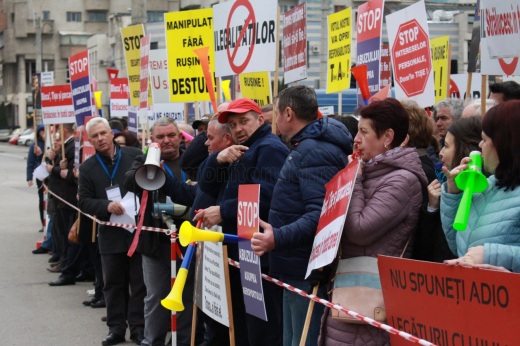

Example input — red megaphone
[351,65,371,105]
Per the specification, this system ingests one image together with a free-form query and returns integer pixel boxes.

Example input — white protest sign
[450,73,488,100]
[481,0,520,59]
[213,0,278,77]
[40,85,76,125]
[386,0,435,107]
[202,226,230,327]
[41,71,54,86]
[149,49,171,104]
[147,103,185,128]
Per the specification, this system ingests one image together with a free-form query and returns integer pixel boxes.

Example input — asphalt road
[0,142,137,345]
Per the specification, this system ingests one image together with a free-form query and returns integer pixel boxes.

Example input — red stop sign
[391,19,432,97]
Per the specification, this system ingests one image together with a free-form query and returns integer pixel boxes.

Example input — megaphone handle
[223,234,240,243]
[453,174,475,231]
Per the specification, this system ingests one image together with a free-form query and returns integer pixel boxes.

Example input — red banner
[237,184,260,240]
[378,256,520,346]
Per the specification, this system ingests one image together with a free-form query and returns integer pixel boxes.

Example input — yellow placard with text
[121,24,145,107]
[240,72,272,107]
[327,8,351,94]
[430,35,449,104]
[165,9,216,103]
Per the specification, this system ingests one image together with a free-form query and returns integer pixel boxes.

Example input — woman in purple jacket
[319,99,428,346]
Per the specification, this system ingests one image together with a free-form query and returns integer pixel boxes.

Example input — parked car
[9,128,31,145]
[0,129,11,142]
[7,128,22,142]
[17,129,35,146]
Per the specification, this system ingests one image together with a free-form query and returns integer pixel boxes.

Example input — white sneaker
[87,289,95,296]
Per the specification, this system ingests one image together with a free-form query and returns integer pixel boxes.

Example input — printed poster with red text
[237,184,267,321]
[283,3,307,84]
[110,78,129,117]
[41,85,75,125]
[378,256,520,345]
[306,159,359,278]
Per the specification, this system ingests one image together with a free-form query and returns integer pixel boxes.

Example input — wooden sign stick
[222,246,236,346]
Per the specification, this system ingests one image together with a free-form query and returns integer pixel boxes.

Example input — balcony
[26,20,54,35]
[84,0,110,12]
[180,0,201,10]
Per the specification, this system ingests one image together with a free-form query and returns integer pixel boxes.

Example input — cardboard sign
[109,78,129,117]
[327,7,352,94]
[202,226,230,327]
[387,0,435,107]
[82,116,96,162]
[306,159,359,278]
[69,50,92,126]
[450,73,487,100]
[41,71,54,87]
[149,49,170,104]
[237,184,267,321]
[356,0,385,97]
[41,85,75,125]
[378,256,520,346]
[481,0,520,59]
[121,24,145,107]
[239,72,272,107]
[213,0,278,77]
[380,45,392,88]
[139,35,151,112]
[283,3,307,84]
[430,35,450,104]
[128,106,138,136]
[165,9,216,103]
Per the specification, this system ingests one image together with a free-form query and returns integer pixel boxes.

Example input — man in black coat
[78,117,145,346]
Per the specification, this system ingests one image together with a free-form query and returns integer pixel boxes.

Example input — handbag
[68,216,80,244]
[329,237,411,324]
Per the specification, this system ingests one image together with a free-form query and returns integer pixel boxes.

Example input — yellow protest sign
[121,24,145,107]
[327,8,351,94]
[430,35,449,104]
[240,72,272,107]
[165,9,215,103]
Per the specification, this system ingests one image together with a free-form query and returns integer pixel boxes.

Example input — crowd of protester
[27,81,520,346]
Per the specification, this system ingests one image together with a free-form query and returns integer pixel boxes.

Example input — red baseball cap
[218,98,262,124]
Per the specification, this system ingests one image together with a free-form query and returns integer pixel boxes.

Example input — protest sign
[69,50,92,126]
[237,184,267,321]
[128,106,138,136]
[107,68,119,80]
[147,103,185,127]
[121,24,145,107]
[202,226,230,327]
[378,256,520,346]
[387,0,435,107]
[318,106,334,116]
[165,9,216,103]
[450,73,487,100]
[430,35,450,104]
[41,71,54,86]
[74,127,81,170]
[356,0,385,97]
[109,78,129,117]
[481,0,520,59]
[283,3,307,84]
[149,49,170,104]
[41,85,75,125]
[82,116,96,162]
[380,44,391,88]
[139,35,151,112]
[306,159,359,278]
[213,0,278,77]
[327,7,352,93]
[239,72,272,107]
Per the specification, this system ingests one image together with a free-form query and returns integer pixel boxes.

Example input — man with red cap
[195,98,289,346]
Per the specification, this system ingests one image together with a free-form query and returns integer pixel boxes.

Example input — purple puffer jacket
[319,147,428,346]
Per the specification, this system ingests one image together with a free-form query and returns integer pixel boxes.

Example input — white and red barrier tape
[228,258,436,346]
[42,183,176,236]
[43,185,435,345]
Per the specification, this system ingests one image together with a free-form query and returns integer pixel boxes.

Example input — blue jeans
[279,276,327,346]
[41,215,57,256]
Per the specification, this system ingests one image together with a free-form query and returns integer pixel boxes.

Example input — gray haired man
[435,98,464,147]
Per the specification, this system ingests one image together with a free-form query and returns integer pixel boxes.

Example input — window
[67,12,82,22]
[147,11,166,23]
[88,12,106,22]
[150,42,159,50]
[43,11,50,20]
[60,35,89,46]
[334,6,346,13]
